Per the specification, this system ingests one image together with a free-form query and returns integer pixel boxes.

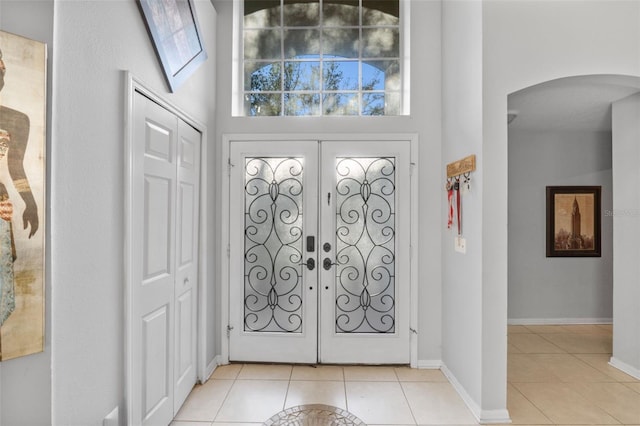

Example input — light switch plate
[454,236,466,254]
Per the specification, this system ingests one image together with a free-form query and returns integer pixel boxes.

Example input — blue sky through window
[241,0,402,116]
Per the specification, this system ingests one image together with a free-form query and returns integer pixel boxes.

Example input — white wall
[210,0,444,364]
[508,129,613,323]
[439,0,640,419]
[0,1,54,425]
[441,0,486,419]
[0,0,217,423]
[611,93,640,378]
[49,0,217,424]
[481,0,640,417]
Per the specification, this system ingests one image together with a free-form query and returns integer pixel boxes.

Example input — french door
[228,139,410,364]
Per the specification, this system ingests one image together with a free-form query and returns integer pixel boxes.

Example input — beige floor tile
[512,382,620,424]
[562,324,612,335]
[211,364,243,380]
[625,383,640,394]
[236,363,292,380]
[596,324,613,334]
[344,365,399,382]
[575,354,640,382]
[540,333,612,354]
[509,333,565,354]
[569,382,640,424]
[524,325,573,334]
[346,381,416,424]
[508,354,561,383]
[394,367,448,382]
[174,379,234,422]
[214,380,289,423]
[285,380,347,409]
[527,354,612,383]
[402,382,477,425]
[291,365,344,381]
[212,423,262,426]
[506,384,552,425]
[508,325,532,334]
[508,343,523,354]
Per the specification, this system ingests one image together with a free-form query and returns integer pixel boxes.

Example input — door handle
[323,257,338,271]
[300,257,316,271]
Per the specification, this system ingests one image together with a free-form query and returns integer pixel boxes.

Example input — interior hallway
[171,325,640,425]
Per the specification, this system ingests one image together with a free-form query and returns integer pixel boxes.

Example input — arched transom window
[236,0,407,116]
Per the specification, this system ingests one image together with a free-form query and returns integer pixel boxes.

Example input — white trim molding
[441,364,512,425]
[416,359,443,369]
[508,318,612,325]
[201,355,225,383]
[221,133,419,365]
[609,357,640,380]
[124,71,209,424]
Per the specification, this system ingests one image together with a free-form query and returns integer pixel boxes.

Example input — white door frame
[124,72,210,424]
[220,133,419,367]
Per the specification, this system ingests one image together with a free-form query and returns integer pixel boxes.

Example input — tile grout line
[341,366,349,413]
[395,368,419,426]
[507,327,629,426]
[282,365,294,412]
[211,364,243,424]
[515,328,571,424]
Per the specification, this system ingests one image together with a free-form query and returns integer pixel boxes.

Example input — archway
[506,74,640,422]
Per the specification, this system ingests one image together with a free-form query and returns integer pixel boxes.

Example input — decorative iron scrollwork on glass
[334,157,396,333]
[244,157,304,332]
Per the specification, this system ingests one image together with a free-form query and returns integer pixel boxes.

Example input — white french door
[228,139,411,364]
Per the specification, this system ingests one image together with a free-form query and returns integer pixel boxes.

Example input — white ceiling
[507,75,640,132]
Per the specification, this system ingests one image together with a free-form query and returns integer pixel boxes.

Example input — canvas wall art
[0,30,46,361]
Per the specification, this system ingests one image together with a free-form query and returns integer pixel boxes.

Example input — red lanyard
[447,180,454,229]
[447,178,462,235]
[455,178,462,235]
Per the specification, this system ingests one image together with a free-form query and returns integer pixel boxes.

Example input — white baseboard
[416,359,443,369]
[508,318,612,325]
[441,364,512,424]
[609,357,640,380]
[201,355,223,383]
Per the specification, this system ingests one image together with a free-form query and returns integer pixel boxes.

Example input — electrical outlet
[454,236,466,254]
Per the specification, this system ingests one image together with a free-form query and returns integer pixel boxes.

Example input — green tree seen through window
[247,58,386,116]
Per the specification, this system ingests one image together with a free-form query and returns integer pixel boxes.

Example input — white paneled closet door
[131,92,200,426]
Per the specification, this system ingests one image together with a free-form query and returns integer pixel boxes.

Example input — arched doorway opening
[506,74,640,423]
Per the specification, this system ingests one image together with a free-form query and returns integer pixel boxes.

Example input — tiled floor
[172,364,476,425]
[507,324,640,425]
[172,324,640,425]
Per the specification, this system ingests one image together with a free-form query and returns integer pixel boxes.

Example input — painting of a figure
[546,186,601,258]
[0,31,46,361]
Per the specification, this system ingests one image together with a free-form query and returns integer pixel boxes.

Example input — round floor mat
[263,404,367,426]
